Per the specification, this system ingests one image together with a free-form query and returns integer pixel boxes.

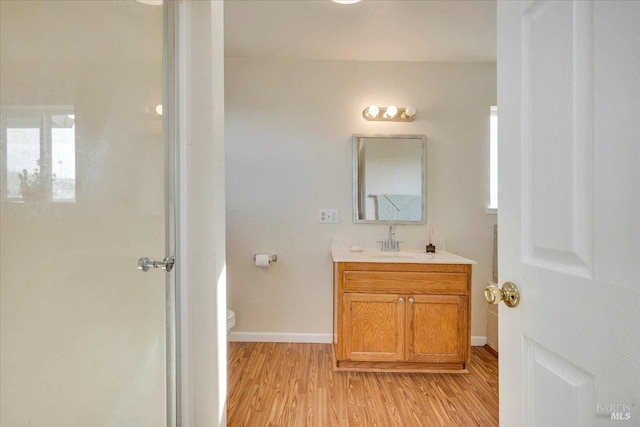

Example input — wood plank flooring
[227,342,498,427]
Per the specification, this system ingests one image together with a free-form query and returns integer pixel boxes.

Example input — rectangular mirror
[353,134,426,224]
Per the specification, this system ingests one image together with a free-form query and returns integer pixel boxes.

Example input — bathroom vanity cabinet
[332,250,474,373]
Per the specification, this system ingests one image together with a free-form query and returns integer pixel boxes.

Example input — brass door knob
[485,281,520,308]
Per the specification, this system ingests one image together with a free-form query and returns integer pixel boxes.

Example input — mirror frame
[352,133,427,224]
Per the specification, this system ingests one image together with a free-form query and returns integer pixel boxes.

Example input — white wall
[225,58,496,339]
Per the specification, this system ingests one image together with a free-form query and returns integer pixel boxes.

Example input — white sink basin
[369,252,428,259]
[331,248,476,264]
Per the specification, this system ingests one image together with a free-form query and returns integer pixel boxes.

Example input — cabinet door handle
[409,297,415,304]
[398,297,404,303]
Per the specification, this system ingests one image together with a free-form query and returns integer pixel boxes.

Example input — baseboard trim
[229,332,488,346]
[484,344,499,358]
[229,332,333,343]
[471,336,487,346]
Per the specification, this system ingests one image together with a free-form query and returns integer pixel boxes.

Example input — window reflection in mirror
[353,134,426,224]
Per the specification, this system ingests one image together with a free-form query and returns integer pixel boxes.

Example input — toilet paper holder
[253,254,278,263]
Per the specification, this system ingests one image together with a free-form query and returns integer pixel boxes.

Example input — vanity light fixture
[331,0,362,4]
[403,106,417,119]
[364,105,380,119]
[362,105,417,122]
[145,104,163,118]
[384,105,398,118]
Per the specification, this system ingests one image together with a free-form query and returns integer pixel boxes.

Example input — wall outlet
[319,209,339,223]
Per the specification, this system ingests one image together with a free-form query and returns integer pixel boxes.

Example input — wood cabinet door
[406,295,468,363]
[343,293,405,362]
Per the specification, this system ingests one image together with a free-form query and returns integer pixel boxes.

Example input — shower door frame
[165,1,180,426]
[167,2,228,425]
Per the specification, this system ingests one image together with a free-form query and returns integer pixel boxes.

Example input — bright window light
[489,106,498,211]
[51,115,76,202]
[6,128,40,198]
[2,107,76,202]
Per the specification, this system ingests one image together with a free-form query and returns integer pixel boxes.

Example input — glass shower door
[0,1,174,426]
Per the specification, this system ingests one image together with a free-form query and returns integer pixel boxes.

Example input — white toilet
[226,309,236,337]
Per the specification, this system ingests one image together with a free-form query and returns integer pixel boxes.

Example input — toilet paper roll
[255,254,271,268]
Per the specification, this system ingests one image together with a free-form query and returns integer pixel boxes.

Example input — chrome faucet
[378,224,402,252]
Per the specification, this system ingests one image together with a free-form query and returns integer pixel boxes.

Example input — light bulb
[155,104,163,116]
[404,106,416,118]
[367,106,379,118]
[385,105,398,118]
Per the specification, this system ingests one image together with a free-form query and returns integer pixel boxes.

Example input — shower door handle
[138,256,175,272]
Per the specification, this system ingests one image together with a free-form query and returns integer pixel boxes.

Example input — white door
[0,1,175,426]
[497,1,639,426]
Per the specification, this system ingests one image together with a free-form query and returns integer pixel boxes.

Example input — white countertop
[331,248,477,264]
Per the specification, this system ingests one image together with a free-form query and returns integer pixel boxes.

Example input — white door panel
[498,1,639,426]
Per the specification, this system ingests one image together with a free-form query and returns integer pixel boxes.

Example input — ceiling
[0,1,163,63]
[224,0,496,63]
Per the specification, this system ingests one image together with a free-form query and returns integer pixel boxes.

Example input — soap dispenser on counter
[426,226,436,253]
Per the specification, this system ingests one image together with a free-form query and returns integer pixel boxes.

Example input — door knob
[485,281,520,308]
[138,256,175,272]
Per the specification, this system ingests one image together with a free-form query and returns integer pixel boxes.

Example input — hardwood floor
[227,342,498,427]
